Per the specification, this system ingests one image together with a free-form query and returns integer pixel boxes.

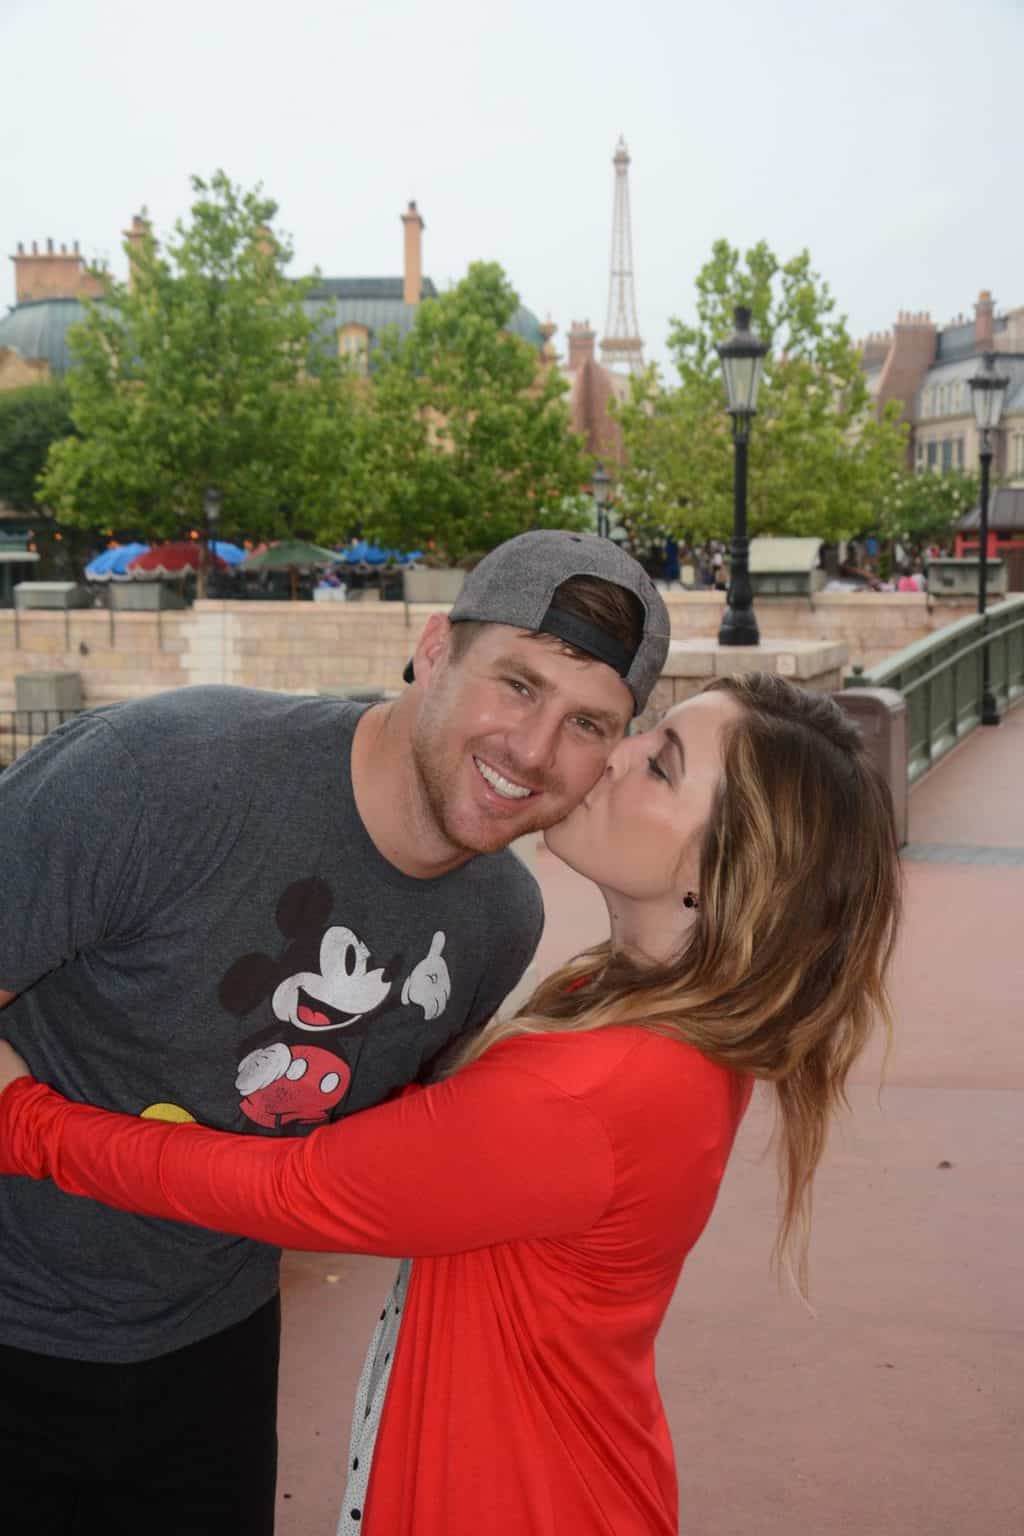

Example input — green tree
[359,263,592,563]
[39,172,363,579]
[616,240,907,545]
[0,383,75,511]
[876,467,979,550]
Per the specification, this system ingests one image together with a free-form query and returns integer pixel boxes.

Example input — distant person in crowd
[0,531,670,1535]
[662,534,681,588]
[0,673,903,1536]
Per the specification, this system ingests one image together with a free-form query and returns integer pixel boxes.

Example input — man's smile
[473,756,535,801]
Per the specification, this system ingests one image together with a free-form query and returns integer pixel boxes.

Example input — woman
[0,674,901,1536]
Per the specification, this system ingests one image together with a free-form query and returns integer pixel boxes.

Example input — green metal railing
[846,595,1024,782]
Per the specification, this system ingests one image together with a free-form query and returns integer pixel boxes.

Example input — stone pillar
[635,638,849,732]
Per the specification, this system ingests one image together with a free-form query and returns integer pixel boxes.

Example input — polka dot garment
[339,1260,410,1529]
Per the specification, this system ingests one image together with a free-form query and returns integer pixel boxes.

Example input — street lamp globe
[968,352,1008,434]
[204,486,222,529]
[716,305,768,433]
[592,462,612,539]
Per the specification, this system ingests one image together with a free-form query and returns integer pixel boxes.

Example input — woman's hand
[0,1039,31,1094]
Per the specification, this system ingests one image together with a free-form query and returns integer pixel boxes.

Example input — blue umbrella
[84,542,150,580]
[339,541,421,566]
[211,540,245,566]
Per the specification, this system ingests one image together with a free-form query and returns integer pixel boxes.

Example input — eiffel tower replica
[600,137,645,374]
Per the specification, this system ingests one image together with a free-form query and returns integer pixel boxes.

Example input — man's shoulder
[103,686,357,731]
[99,687,360,762]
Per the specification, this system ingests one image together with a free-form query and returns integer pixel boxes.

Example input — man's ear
[410,613,454,687]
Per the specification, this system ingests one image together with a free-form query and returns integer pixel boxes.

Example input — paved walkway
[275,707,1023,1535]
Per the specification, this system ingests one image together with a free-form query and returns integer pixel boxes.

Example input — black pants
[0,1294,281,1536]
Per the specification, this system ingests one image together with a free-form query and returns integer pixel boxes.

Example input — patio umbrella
[127,542,231,579]
[84,543,151,581]
[240,538,340,599]
[339,541,421,566]
[211,540,246,566]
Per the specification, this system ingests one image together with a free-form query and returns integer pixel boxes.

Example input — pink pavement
[275,705,1024,1535]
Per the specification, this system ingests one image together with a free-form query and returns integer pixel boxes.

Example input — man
[0,529,669,1535]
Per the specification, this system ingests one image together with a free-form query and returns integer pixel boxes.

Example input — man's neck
[351,699,474,880]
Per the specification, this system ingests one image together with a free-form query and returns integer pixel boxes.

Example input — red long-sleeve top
[0,1026,751,1535]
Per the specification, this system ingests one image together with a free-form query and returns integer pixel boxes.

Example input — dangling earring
[682,891,700,911]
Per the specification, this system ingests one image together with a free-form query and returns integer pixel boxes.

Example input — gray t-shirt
[0,686,543,1362]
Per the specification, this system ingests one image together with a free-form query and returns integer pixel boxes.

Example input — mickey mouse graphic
[220,879,453,1133]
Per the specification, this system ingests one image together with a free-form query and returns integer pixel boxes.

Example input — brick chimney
[11,238,105,304]
[401,201,424,306]
[122,213,152,292]
[567,320,596,371]
[859,330,892,369]
[875,310,937,467]
[975,289,994,350]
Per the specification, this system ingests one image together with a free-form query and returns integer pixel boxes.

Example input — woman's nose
[604,735,638,780]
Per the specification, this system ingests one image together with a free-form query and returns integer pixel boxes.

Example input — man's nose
[507,707,561,772]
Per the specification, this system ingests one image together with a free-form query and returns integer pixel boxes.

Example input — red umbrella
[127,541,230,578]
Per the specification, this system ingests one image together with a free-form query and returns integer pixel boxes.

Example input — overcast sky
[2,0,1020,375]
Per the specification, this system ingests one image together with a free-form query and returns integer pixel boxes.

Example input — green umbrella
[241,539,340,600]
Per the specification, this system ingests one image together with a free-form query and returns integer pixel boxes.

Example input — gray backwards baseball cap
[405,530,670,714]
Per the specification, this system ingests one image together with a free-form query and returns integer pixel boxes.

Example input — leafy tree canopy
[875,467,979,548]
[0,383,75,511]
[38,171,362,552]
[353,263,592,564]
[615,239,907,545]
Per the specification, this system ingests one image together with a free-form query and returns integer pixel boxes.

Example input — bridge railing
[846,595,1024,782]
[0,709,84,770]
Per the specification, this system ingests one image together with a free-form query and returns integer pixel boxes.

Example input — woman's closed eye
[647,754,670,783]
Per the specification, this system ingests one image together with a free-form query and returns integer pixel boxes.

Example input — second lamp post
[967,351,1008,726]
[716,305,768,647]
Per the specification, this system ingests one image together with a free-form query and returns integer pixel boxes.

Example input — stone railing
[0,590,990,711]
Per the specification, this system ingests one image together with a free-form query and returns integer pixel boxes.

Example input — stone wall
[0,591,986,711]
[661,590,981,673]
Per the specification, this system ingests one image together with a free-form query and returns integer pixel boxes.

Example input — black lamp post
[204,486,222,599]
[967,352,1008,726]
[592,462,612,540]
[716,305,768,646]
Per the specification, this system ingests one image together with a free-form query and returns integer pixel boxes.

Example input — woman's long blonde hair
[451,673,903,1296]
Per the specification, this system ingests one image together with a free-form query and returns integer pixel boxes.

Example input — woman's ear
[410,614,454,688]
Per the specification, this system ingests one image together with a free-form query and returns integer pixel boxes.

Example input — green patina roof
[0,278,546,379]
[0,297,91,377]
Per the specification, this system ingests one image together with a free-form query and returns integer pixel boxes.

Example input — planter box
[110,582,188,611]
[402,567,466,605]
[15,670,83,733]
[13,581,94,610]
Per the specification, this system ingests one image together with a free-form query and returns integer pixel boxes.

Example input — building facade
[861,289,1024,486]
[0,204,545,389]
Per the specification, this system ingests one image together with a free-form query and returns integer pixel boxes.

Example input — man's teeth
[475,758,532,800]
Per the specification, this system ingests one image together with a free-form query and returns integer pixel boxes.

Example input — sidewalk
[275,707,1023,1534]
